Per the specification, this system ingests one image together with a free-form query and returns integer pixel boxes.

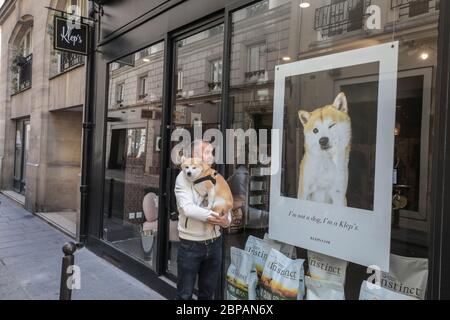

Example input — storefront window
[224,0,438,300]
[103,42,164,271]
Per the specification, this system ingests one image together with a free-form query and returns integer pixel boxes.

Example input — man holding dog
[174,140,231,300]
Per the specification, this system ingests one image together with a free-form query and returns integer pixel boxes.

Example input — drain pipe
[79,0,97,242]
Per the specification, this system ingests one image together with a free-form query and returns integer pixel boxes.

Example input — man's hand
[207,211,230,228]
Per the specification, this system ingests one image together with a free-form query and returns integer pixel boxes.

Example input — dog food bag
[259,249,305,300]
[359,281,418,300]
[307,250,348,284]
[379,254,428,300]
[245,235,281,276]
[226,247,258,300]
[264,233,297,259]
[305,276,345,300]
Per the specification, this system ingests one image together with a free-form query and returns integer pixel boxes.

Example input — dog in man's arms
[297,92,352,206]
[180,156,234,216]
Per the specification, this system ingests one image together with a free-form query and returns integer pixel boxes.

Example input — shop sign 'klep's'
[54,15,89,55]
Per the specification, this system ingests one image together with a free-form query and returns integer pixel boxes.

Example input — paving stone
[0,234,25,244]
[0,283,31,300]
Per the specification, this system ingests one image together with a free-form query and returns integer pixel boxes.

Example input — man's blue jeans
[176,236,222,300]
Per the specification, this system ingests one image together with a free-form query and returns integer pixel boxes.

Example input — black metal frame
[428,0,450,299]
[84,0,450,300]
[79,0,96,245]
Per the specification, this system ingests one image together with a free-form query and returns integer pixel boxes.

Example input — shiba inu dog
[180,156,234,216]
[297,92,351,206]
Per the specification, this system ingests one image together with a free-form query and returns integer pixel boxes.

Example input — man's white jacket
[174,171,230,241]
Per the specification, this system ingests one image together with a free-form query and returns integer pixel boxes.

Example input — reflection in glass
[224,0,438,300]
[103,42,164,270]
[166,24,224,278]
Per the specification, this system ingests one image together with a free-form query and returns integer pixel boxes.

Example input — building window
[209,59,222,92]
[126,128,147,159]
[391,0,439,19]
[11,27,33,93]
[209,24,225,37]
[47,1,85,77]
[138,75,148,99]
[66,0,82,15]
[58,52,84,73]
[314,0,371,39]
[110,62,120,71]
[21,29,33,57]
[16,54,33,92]
[177,70,184,94]
[245,43,267,81]
[116,83,124,104]
[138,48,150,60]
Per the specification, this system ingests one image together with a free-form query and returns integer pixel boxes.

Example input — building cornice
[0,0,17,26]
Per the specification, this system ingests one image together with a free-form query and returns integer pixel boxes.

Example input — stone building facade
[0,0,87,237]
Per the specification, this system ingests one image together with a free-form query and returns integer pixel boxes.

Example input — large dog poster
[269,42,399,271]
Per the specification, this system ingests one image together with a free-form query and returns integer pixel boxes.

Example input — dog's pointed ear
[332,92,348,113]
[180,155,186,165]
[298,110,310,126]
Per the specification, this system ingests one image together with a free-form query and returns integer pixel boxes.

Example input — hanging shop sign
[54,15,90,55]
[269,42,399,271]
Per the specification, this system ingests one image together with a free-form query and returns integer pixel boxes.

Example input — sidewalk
[0,194,165,300]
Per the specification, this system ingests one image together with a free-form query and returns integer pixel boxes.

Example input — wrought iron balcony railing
[314,0,372,39]
[391,0,439,18]
[18,54,32,91]
[60,52,84,73]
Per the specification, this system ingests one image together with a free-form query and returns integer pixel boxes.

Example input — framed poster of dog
[269,42,399,271]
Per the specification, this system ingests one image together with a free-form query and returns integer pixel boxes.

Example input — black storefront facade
[80,0,450,300]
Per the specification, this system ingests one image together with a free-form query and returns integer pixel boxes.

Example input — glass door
[165,23,225,278]
[14,119,30,194]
